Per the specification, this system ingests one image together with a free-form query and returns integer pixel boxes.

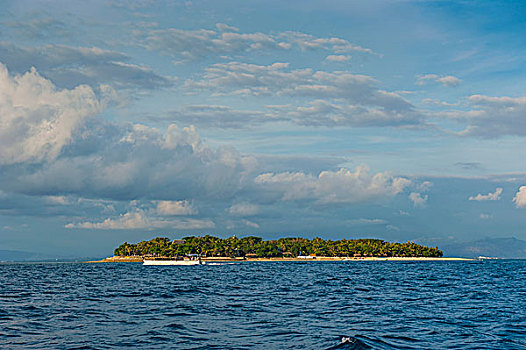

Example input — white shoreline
[86,256,474,263]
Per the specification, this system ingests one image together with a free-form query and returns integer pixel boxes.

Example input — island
[86,235,473,263]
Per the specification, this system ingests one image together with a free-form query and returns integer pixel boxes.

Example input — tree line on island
[114,235,443,258]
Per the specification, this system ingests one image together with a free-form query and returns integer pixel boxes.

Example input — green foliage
[114,235,443,258]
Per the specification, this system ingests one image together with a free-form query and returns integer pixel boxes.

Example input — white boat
[143,257,204,265]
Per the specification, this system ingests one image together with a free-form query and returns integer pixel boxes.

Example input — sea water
[1,260,525,349]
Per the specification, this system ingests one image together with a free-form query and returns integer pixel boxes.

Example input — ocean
[1,260,525,349]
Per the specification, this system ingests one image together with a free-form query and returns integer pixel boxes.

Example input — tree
[113,235,443,258]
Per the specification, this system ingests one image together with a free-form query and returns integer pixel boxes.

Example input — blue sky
[1,0,526,257]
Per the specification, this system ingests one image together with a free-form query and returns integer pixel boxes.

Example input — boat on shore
[143,255,204,266]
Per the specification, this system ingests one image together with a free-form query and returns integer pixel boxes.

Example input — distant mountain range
[441,237,526,258]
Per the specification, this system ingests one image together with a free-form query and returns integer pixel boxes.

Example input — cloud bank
[0,64,414,230]
[255,166,410,204]
[185,61,422,128]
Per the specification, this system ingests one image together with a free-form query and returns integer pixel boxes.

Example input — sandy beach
[244,257,474,262]
[86,256,473,263]
[85,256,144,263]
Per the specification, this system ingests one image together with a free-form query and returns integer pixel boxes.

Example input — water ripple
[0,260,525,349]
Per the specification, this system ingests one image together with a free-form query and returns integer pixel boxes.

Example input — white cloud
[448,95,526,138]
[144,28,277,60]
[421,98,459,107]
[513,186,526,208]
[347,218,387,225]
[469,188,503,201]
[142,26,375,61]
[155,200,198,216]
[186,62,421,128]
[417,181,433,192]
[7,122,255,201]
[288,99,421,127]
[215,23,239,32]
[416,74,461,87]
[188,61,376,100]
[325,55,350,62]
[279,31,375,55]
[0,63,107,164]
[436,76,462,87]
[45,196,70,205]
[228,203,259,217]
[242,219,259,228]
[0,42,172,90]
[225,219,260,230]
[0,63,426,229]
[162,124,202,151]
[409,192,428,207]
[66,209,214,230]
[66,211,149,229]
[255,166,410,204]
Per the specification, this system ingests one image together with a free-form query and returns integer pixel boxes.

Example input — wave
[326,336,371,350]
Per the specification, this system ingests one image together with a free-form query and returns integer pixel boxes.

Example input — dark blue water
[1,260,525,349]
